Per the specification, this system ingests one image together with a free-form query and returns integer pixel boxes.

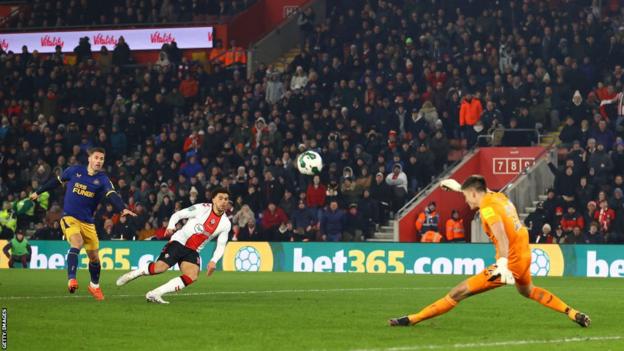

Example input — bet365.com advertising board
[1,241,622,278]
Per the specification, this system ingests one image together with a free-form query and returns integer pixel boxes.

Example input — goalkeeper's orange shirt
[479,192,531,267]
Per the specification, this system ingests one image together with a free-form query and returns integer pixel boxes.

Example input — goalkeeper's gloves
[488,257,515,285]
[440,179,462,192]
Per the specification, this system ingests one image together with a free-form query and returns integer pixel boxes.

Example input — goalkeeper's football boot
[67,278,79,294]
[389,316,411,326]
[146,290,170,304]
[574,312,591,328]
[88,284,105,301]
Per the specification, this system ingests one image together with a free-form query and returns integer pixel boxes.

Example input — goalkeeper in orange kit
[390,175,590,327]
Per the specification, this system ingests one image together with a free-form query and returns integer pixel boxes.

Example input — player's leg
[515,269,590,327]
[116,242,175,286]
[60,217,83,293]
[20,254,29,268]
[82,222,105,300]
[8,256,15,268]
[146,246,200,304]
[116,259,170,286]
[390,265,503,326]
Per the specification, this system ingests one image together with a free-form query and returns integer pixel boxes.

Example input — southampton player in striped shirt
[390,175,590,328]
[30,147,136,300]
[116,187,231,304]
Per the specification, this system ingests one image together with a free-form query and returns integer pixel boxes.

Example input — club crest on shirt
[76,173,82,178]
[93,179,100,185]
[194,223,204,233]
[210,219,215,225]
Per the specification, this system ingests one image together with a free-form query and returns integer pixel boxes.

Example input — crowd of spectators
[7,0,257,29]
[1,0,624,243]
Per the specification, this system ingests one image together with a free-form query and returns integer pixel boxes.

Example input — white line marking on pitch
[0,286,451,300]
[350,336,623,351]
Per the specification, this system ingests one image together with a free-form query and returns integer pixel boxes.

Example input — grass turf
[0,270,622,351]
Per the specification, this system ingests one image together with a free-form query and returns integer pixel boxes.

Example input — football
[296,150,323,175]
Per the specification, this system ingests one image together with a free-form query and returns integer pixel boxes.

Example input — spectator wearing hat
[445,210,465,242]
[385,163,408,211]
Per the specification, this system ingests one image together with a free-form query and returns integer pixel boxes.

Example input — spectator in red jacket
[261,202,288,241]
[306,175,326,208]
[560,206,585,236]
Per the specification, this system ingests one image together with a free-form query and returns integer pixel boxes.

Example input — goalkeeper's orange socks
[408,294,458,325]
[529,286,576,319]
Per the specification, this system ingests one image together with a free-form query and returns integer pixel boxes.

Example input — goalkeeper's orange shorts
[467,257,532,294]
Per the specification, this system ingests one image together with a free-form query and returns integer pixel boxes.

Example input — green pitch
[0,270,622,351]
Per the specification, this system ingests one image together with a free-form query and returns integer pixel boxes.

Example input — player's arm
[207,228,230,276]
[480,206,515,284]
[103,178,136,217]
[26,243,32,256]
[30,175,65,201]
[165,205,202,235]
[2,242,11,258]
[489,221,510,258]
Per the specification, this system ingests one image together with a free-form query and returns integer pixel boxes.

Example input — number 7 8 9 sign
[493,157,534,175]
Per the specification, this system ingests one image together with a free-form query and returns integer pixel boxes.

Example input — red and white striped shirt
[167,203,231,263]
[603,92,624,116]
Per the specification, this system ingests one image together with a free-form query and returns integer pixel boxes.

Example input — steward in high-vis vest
[3,230,32,268]
[0,202,17,238]
[445,210,465,242]
[415,201,440,235]
[420,230,442,243]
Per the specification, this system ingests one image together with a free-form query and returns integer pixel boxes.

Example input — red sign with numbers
[398,147,546,242]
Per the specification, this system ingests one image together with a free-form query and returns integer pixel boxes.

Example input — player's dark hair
[87,147,106,155]
[211,187,230,199]
[461,175,487,192]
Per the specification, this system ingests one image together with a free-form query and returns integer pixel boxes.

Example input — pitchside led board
[0,27,214,53]
[1,241,623,278]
